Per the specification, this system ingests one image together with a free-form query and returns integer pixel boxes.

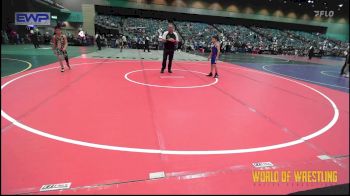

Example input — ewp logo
[15,12,51,25]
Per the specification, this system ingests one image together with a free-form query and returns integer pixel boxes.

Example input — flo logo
[314,10,334,17]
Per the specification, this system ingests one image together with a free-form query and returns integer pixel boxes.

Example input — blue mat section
[320,56,347,62]
[185,52,348,93]
[234,62,349,93]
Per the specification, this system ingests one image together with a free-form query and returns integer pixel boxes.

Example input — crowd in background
[1,27,95,47]
[2,15,348,58]
[95,15,171,50]
[94,15,349,57]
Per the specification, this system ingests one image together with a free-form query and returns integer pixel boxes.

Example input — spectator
[144,36,150,52]
[340,49,349,77]
[95,32,102,50]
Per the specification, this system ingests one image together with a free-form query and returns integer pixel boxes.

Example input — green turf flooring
[1,44,98,77]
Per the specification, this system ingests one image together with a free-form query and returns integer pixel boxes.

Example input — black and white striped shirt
[162,31,179,50]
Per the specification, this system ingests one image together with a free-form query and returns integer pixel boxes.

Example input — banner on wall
[15,12,51,25]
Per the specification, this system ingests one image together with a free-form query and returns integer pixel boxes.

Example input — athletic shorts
[55,49,68,57]
[211,56,217,64]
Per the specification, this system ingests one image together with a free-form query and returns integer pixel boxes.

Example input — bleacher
[175,21,219,52]
[214,24,272,53]
[123,17,168,46]
[94,14,349,57]
[95,15,123,30]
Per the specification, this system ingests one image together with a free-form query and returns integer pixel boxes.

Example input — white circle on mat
[124,69,218,88]
[320,71,346,79]
[1,61,339,155]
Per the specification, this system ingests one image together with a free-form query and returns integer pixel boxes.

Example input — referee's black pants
[162,49,174,71]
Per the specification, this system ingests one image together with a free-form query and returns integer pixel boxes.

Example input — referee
[161,23,179,73]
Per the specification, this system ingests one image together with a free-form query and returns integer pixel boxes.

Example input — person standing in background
[95,32,102,50]
[31,29,40,48]
[308,45,314,60]
[120,34,127,52]
[340,48,349,78]
[144,36,150,52]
